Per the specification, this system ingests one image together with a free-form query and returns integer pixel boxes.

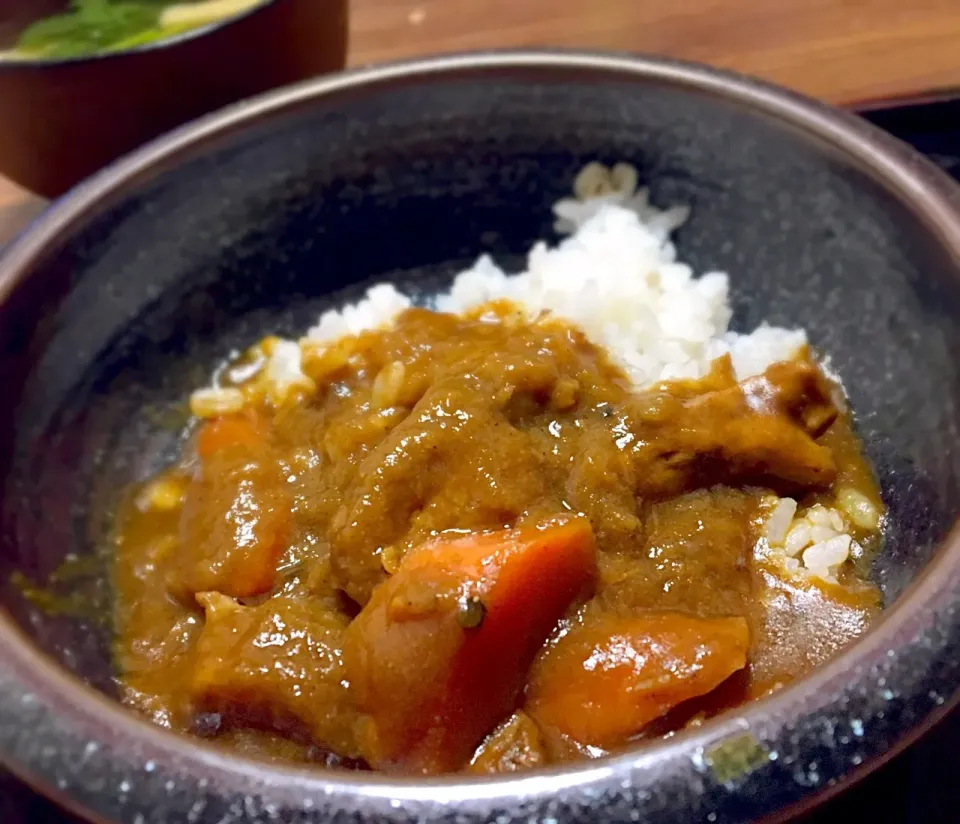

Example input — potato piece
[174,413,290,599]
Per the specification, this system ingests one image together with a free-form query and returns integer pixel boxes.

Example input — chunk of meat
[630,358,838,496]
[344,520,597,775]
[753,358,840,437]
[526,612,750,749]
[597,488,759,619]
[174,414,290,600]
[329,376,550,605]
[467,711,548,774]
[188,593,359,757]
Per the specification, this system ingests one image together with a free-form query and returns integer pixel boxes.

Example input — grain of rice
[809,524,839,545]
[783,557,801,574]
[802,534,852,580]
[371,361,407,409]
[836,487,881,531]
[763,497,797,545]
[573,161,615,200]
[610,163,639,197]
[784,522,813,556]
[136,477,186,512]
[763,498,863,582]
[805,504,833,527]
[301,336,357,384]
[264,340,316,407]
[380,544,403,575]
[551,377,581,411]
[189,387,246,418]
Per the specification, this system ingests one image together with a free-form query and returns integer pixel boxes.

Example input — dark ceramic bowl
[0,0,347,197]
[0,52,959,824]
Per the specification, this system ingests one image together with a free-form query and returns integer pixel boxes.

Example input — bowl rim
[1,49,959,822]
[0,0,284,67]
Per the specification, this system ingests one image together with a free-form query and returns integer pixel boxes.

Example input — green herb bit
[14,1,164,60]
[704,732,771,785]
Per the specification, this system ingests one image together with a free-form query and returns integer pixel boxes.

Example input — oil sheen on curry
[114,302,884,776]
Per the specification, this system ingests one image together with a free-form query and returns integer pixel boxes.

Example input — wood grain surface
[350,0,960,107]
[3,0,960,227]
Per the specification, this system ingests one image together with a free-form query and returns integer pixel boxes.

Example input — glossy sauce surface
[113,306,883,773]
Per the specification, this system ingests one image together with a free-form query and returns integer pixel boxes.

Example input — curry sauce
[113,305,883,773]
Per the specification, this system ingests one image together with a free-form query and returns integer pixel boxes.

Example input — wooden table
[3,0,960,241]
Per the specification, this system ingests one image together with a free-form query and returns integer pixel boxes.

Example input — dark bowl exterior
[0,52,959,824]
[0,0,348,197]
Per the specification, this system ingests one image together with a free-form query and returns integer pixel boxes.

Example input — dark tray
[862,95,960,180]
[2,97,959,823]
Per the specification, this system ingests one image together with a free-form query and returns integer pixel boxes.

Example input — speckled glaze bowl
[0,52,959,824]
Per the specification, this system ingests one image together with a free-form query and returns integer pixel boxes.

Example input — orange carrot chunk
[343,519,598,775]
[195,411,266,460]
[526,612,749,749]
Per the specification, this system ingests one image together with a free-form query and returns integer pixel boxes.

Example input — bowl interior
[1,67,959,732]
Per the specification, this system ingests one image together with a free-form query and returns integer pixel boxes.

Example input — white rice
[761,498,856,584]
[197,165,868,585]
[305,200,806,388]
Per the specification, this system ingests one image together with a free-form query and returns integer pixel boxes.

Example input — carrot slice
[526,612,749,749]
[343,519,597,775]
[195,411,266,460]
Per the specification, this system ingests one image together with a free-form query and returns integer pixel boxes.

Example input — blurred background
[3,0,960,236]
